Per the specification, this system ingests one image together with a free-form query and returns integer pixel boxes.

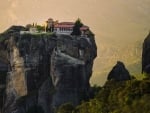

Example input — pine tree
[71,18,83,36]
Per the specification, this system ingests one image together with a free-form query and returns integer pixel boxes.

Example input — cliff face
[142,33,150,73]
[0,26,97,113]
[2,33,57,113]
[51,35,96,108]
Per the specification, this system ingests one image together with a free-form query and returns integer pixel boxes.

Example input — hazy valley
[91,35,143,85]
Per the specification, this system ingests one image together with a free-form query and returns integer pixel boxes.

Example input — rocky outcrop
[50,35,96,108]
[142,32,150,73]
[2,33,56,113]
[0,26,97,113]
[107,61,131,81]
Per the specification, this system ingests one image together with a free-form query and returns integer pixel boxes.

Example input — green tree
[71,18,83,36]
[57,103,75,113]
[90,85,101,98]
[36,25,45,32]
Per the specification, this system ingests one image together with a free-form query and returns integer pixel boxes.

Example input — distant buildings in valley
[20,18,89,36]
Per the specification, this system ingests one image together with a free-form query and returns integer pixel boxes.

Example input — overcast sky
[0,0,150,84]
[0,0,150,34]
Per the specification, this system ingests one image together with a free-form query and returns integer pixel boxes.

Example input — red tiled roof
[48,18,53,21]
[80,26,89,30]
[54,22,74,28]
[54,22,89,30]
[54,24,74,28]
[59,22,74,25]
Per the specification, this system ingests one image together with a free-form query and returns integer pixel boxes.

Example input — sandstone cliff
[0,26,97,113]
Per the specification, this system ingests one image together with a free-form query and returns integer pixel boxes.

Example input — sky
[0,0,150,85]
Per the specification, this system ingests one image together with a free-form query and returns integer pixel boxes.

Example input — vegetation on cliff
[57,77,150,113]
[71,18,83,36]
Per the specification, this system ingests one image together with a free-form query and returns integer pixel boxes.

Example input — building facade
[46,18,89,35]
[46,18,54,32]
[54,22,74,35]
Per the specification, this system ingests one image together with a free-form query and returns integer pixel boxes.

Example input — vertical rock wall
[142,33,150,73]
[0,32,97,113]
[50,35,97,109]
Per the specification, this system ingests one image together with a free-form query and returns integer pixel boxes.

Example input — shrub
[71,18,83,36]
[57,103,75,113]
